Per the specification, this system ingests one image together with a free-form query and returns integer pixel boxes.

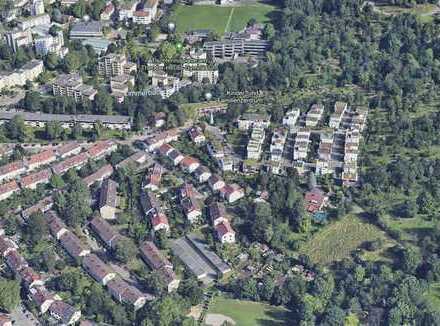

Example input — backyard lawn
[207,297,292,326]
[170,3,278,34]
[299,214,394,265]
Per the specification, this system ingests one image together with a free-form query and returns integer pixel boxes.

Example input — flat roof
[0,112,131,124]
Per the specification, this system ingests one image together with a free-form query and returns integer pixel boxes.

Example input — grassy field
[170,3,278,34]
[207,297,292,326]
[299,215,394,265]
[379,4,438,23]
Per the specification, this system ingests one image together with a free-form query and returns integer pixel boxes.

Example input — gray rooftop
[0,112,131,124]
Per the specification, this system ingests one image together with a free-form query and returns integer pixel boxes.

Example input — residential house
[180,156,200,173]
[59,232,91,258]
[209,202,227,226]
[139,241,180,292]
[29,286,56,314]
[0,161,26,182]
[219,184,244,203]
[48,301,81,325]
[107,277,152,310]
[46,211,68,240]
[188,126,206,144]
[151,211,170,233]
[167,149,185,166]
[304,188,328,213]
[143,164,162,191]
[215,220,235,244]
[133,10,151,25]
[17,266,44,288]
[56,142,82,159]
[87,140,117,159]
[21,196,53,220]
[51,152,89,175]
[82,254,116,286]
[118,1,138,21]
[20,168,52,190]
[5,251,28,272]
[208,175,225,192]
[89,215,121,249]
[144,129,180,152]
[26,149,56,171]
[0,236,17,257]
[179,183,202,223]
[192,165,211,183]
[0,180,20,201]
[99,179,118,220]
[83,164,114,187]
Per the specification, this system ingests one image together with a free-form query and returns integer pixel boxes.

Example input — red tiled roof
[27,149,56,166]
[140,241,172,270]
[87,140,115,158]
[134,10,149,17]
[180,156,199,168]
[0,161,25,177]
[0,180,19,195]
[52,152,88,175]
[151,212,169,228]
[158,144,173,156]
[215,220,235,237]
[20,169,52,188]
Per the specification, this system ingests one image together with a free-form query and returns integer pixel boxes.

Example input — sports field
[169,3,278,34]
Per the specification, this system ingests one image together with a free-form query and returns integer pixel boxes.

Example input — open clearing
[207,297,292,326]
[170,3,277,34]
[300,215,394,265]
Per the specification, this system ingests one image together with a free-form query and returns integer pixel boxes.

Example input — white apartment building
[98,54,137,77]
[270,127,287,162]
[305,104,324,127]
[17,14,50,31]
[0,60,43,90]
[4,29,32,52]
[52,73,97,102]
[247,126,265,160]
[133,10,152,25]
[31,0,45,15]
[293,128,311,161]
[119,1,138,21]
[329,101,348,129]
[34,30,66,57]
[283,108,300,131]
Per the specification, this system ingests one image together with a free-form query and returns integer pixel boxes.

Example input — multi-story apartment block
[98,54,137,77]
[204,37,270,59]
[329,101,347,129]
[305,104,324,127]
[270,127,287,162]
[31,0,45,15]
[17,14,50,31]
[237,113,271,131]
[52,73,97,102]
[0,60,43,90]
[4,29,32,52]
[119,1,138,21]
[283,108,300,131]
[247,126,265,160]
[34,30,66,57]
[293,128,311,161]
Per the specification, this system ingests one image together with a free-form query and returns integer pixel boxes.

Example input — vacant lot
[170,3,277,34]
[300,215,393,265]
[207,297,292,326]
